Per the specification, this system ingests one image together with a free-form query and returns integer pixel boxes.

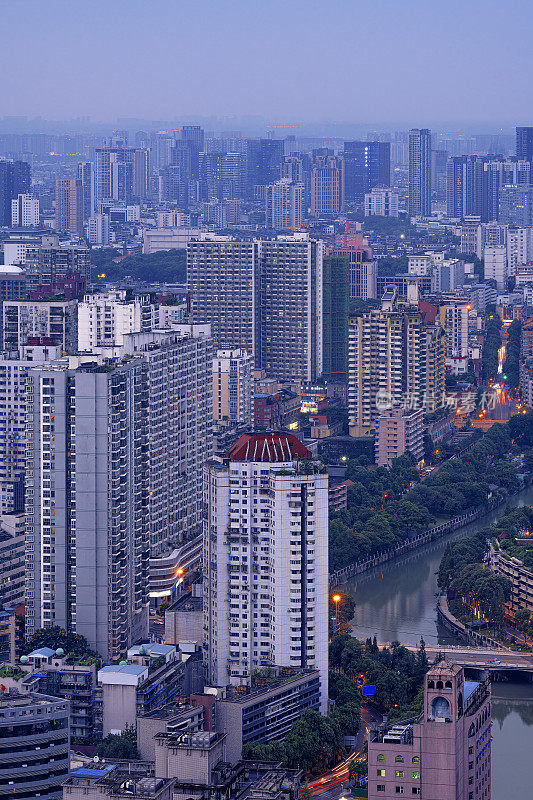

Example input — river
[340,483,533,800]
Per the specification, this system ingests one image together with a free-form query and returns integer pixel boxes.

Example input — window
[377,754,385,762]
[395,755,404,763]
[412,757,420,764]
[395,771,404,778]
[412,789,421,796]
[377,769,385,777]
[412,772,420,780]
[377,786,385,793]
[395,788,404,795]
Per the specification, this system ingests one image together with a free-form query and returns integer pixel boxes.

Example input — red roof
[227,433,312,462]
[419,300,439,324]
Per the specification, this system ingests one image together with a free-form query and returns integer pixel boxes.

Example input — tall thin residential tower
[408,129,431,217]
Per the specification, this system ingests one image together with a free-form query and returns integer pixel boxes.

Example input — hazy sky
[2,0,533,125]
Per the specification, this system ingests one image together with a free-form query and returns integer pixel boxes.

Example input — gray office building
[25,328,213,660]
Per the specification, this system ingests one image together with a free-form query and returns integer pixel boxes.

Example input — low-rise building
[254,389,300,430]
[137,703,204,761]
[375,407,424,467]
[97,644,202,736]
[20,649,100,740]
[195,667,321,764]
[64,765,173,800]
[164,591,204,647]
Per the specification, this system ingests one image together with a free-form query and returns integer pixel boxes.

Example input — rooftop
[227,433,312,462]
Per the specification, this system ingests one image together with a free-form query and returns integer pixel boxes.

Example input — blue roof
[128,643,175,657]
[28,647,55,658]
[99,664,147,676]
[464,680,479,703]
[72,766,116,779]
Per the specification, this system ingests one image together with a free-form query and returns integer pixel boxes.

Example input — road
[308,705,382,799]
[383,643,533,670]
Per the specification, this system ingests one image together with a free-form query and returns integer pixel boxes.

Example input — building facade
[213,349,254,427]
[368,660,491,800]
[408,129,432,217]
[204,434,329,713]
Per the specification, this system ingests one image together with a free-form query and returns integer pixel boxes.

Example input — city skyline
[1,0,532,124]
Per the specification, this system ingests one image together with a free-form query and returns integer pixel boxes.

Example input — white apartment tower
[77,290,154,352]
[213,349,254,427]
[11,194,39,227]
[265,180,304,229]
[204,433,329,712]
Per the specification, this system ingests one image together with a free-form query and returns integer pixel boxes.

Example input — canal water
[340,484,533,800]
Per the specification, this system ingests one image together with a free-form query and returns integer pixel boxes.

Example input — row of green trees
[329,420,520,573]
[504,319,522,390]
[482,311,503,381]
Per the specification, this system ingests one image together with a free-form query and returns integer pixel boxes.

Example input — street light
[332,594,341,632]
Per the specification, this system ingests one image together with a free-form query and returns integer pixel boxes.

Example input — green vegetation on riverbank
[438,530,511,630]
[329,420,520,573]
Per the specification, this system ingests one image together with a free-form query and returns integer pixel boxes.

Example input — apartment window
[395,788,404,795]
[377,787,385,793]
[395,756,404,763]
[377,754,385,762]
[377,769,385,777]
[412,790,421,796]
[412,772,420,780]
[395,771,404,778]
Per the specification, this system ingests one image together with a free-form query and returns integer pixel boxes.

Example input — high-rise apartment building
[516,126,533,166]
[322,255,349,382]
[212,349,254,426]
[188,236,257,355]
[439,300,470,374]
[188,234,323,380]
[348,291,445,435]
[11,193,39,227]
[259,235,323,381]
[375,406,424,467]
[364,186,399,217]
[24,235,91,291]
[95,147,148,204]
[499,184,533,225]
[265,179,304,228]
[88,213,110,245]
[0,344,62,514]
[204,433,329,712]
[328,232,377,300]
[25,327,213,659]
[0,690,70,800]
[483,245,508,292]
[0,160,31,226]
[77,290,154,352]
[408,129,431,217]
[3,299,78,353]
[55,177,84,235]
[343,140,390,202]
[368,660,491,800]
[77,161,95,220]
[310,154,344,215]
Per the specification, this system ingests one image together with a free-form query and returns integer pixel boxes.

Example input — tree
[21,626,99,660]
[97,725,139,759]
